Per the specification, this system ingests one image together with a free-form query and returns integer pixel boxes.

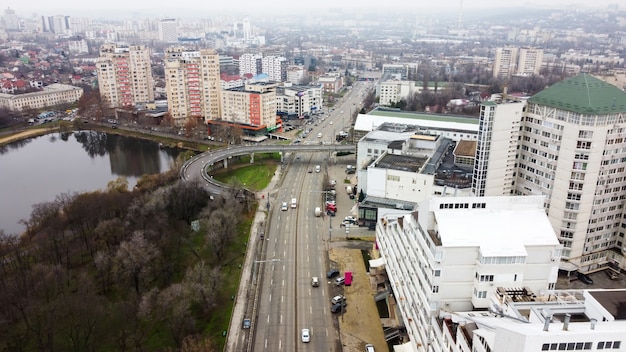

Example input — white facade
[354,111,479,142]
[471,100,525,197]
[68,39,89,55]
[261,55,287,82]
[158,18,177,42]
[276,84,323,117]
[379,80,416,106]
[477,74,626,272]
[239,53,262,76]
[439,289,626,352]
[377,196,561,352]
[286,65,306,84]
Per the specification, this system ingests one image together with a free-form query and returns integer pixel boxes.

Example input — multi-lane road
[182,81,372,351]
[249,81,371,351]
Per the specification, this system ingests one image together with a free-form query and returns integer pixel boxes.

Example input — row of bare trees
[0,166,249,351]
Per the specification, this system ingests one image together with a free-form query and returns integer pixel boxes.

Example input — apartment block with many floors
[96,43,154,109]
[473,73,626,273]
[376,196,561,352]
[164,47,221,125]
[221,81,278,130]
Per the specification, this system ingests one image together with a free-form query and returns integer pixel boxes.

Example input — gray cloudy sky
[5,0,619,17]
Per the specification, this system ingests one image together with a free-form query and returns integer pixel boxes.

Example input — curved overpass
[181,144,356,195]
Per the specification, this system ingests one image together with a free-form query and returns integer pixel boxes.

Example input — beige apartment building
[221,82,278,130]
[0,83,83,111]
[164,47,221,125]
[96,43,154,108]
[473,73,626,273]
[493,47,543,79]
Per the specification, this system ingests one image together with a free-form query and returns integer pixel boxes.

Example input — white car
[301,328,310,343]
[281,202,288,211]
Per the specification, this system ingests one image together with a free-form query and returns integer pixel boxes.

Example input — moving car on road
[301,328,310,343]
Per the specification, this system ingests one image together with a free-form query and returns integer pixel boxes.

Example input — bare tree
[113,232,160,295]
[205,208,238,261]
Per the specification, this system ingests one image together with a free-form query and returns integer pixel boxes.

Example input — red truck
[344,271,352,286]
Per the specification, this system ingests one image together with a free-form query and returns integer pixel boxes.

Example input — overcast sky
[5,0,620,17]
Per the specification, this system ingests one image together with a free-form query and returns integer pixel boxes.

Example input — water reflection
[0,131,182,235]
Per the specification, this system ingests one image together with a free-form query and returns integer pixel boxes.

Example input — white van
[317,132,322,138]
[291,198,297,208]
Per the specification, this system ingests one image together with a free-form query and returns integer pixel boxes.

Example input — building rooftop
[587,290,626,320]
[355,108,478,134]
[374,154,428,173]
[434,207,558,250]
[455,140,476,157]
[528,73,626,114]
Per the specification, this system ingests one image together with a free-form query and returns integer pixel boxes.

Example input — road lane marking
[269,293,272,302]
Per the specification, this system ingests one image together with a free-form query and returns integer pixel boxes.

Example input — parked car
[335,276,345,286]
[330,302,347,313]
[577,272,593,284]
[365,343,375,352]
[327,268,340,278]
[331,295,346,304]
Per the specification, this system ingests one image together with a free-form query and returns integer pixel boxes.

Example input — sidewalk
[224,165,284,352]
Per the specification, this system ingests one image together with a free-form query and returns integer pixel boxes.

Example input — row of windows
[438,202,486,209]
[479,255,526,265]
[541,341,621,350]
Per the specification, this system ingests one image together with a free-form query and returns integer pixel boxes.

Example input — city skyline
[4,0,621,18]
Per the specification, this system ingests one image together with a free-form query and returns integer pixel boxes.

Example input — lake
[0,130,182,235]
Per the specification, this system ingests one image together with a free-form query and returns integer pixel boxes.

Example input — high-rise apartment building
[493,47,543,79]
[377,196,561,352]
[492,47,518,79]
[473,73,626,272]
[164,47,221,125]
[158,18,177,43]
[238,53,262,76]
[261,56,287,82]
[221,82,278,129]
[96,43,154,108]
[517,47,544,76]
[2,7,20,31]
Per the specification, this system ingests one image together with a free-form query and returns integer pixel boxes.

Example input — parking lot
[556,269,624,290]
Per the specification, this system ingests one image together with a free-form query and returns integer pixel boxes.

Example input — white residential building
[286,65,306,84]
[379,80,417,106]
[276,83,323,117]
[261,55,287,82]
[471,99,525,197]
[438,288,626,352]
[239,53,262,76]
[158,18,177,43]
[474,73,626,273]
[376,196,562,352]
